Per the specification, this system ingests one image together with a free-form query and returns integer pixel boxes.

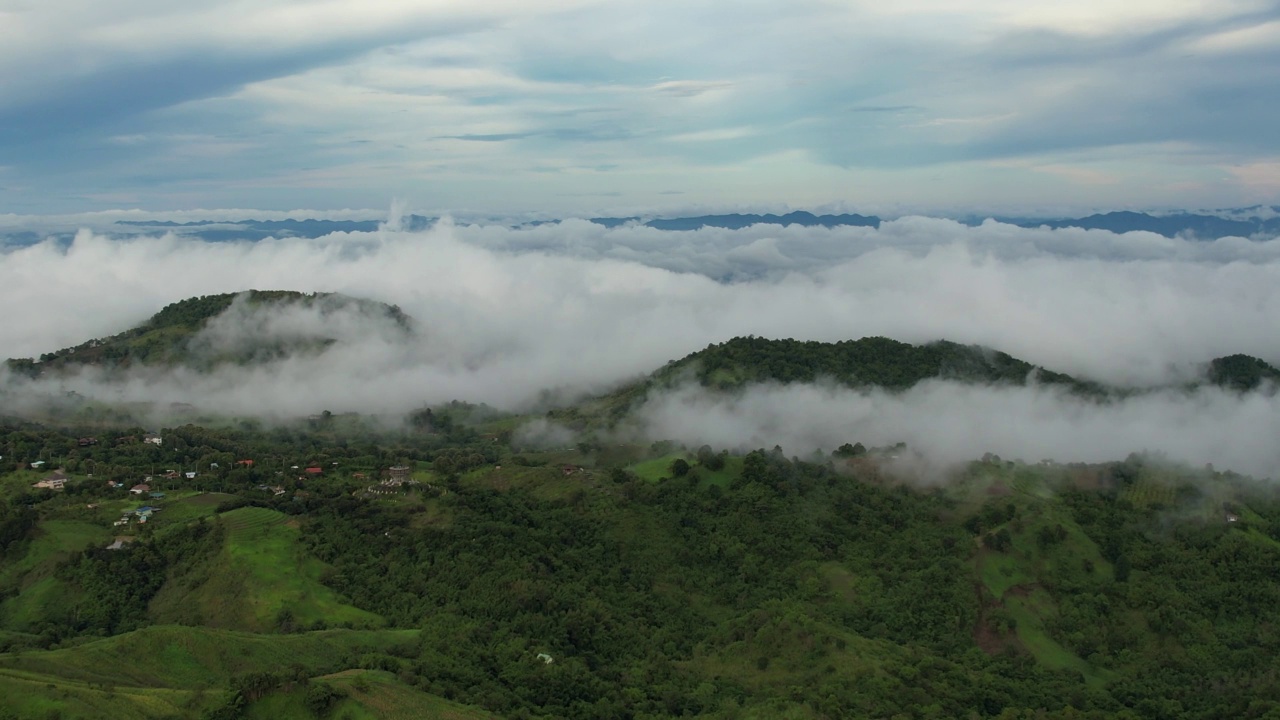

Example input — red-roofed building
[304,467,323,475]
[236,459,255,467]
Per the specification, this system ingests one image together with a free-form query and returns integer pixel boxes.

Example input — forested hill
[552,336,1280,429]
[548,336,1108,429]
[4,290,413,376]
[654,336,1280,396]
[1207,353,1280,392]
[663,336,1095,392]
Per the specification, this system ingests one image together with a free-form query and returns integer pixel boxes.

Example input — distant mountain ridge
[4,207,1278,248]
[587,208,1280,238]
[4,290,413,377]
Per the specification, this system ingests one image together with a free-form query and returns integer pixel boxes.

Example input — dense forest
[2,413,1279,719]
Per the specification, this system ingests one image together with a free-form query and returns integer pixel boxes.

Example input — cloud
[630,380,1280,479]
[2,215,1280,475]
[4,1,1278,212]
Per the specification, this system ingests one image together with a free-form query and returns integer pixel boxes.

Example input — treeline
[658,336,1102,393]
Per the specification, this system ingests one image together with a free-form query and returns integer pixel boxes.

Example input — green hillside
[0,625,485,719]
[550,335,1110,429]
[3,369,1280,717]
[149,507,382,632]
[4,290,414,377]
[552,336,1280,431]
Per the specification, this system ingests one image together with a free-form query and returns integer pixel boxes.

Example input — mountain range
[3,207,1279,248]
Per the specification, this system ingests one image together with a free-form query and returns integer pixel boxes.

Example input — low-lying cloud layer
[2,216,1279,475]
[633,381,1280,479]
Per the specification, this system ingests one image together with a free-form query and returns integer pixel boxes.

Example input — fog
[2,215,1280,475]
[632,381,1280,479]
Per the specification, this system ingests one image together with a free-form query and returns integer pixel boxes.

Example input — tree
[670,459,691,478]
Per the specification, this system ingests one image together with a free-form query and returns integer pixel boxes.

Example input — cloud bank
[632,381,1280,479]
[2,217,1280,474]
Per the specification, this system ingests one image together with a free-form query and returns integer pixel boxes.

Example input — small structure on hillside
[536,653,554,665]
[143,433,162,446]
[30,460,45,469]
[386,466,412,485]
[1226,513,1240,523]
[130,483,150,495]
[33,470,68,490]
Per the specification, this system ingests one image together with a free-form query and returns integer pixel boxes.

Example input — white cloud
[632,380,1280,478]
[4,217,1280,474]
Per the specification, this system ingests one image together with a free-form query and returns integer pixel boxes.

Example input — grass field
[158,492,240,523]
[242,669,499,720]
[0,625,425,719]
[148,507,382,632]
[630,453,688,482]
[0,520,110,632]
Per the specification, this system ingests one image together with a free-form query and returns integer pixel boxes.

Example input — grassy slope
[964,463,1116,683]
[245,670,499,720]
[0,626,424,719]
[149,507,381,632]
[0,520,110,632]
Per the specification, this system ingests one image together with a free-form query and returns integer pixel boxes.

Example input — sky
[5,219,1280,476]
[2,0,1280,215]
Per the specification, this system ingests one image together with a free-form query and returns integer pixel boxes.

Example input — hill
[4,290,414,377]
[550,336,1109,429]
[1206,353,1280,392]
[550,336,1280,430]
[0,625,494,719]
[3,412,1280,717]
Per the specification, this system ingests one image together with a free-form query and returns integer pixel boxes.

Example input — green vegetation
[3,315,1280,717]
[5,290,414,376]
[1207,353,1280,391]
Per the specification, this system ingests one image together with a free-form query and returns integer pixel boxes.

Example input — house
[185,472,197,479]
[237,459,255,467]
[130,483,150,495]
[305,466,323,475]
[1226,513,1240,523]
[77,437,97,447]
[536,653,554,665]
[143,434,162,446]
[272,486,286,496]
[30,460,45,469]
[33,470,68,490]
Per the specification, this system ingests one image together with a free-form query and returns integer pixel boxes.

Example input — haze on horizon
[0,0,1278,215]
